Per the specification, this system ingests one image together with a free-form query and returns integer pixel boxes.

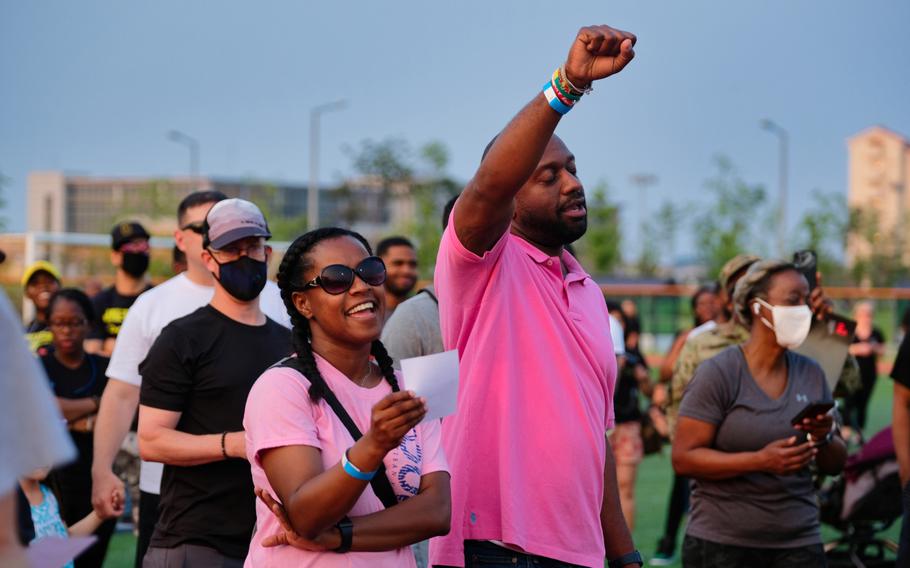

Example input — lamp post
[760,119,789,258]
[167,129,200,182]
[308,100,347,230]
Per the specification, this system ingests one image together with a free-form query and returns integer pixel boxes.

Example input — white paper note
[400,349,460,423]
[27,536,97,568]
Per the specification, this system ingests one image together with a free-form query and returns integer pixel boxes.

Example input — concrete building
[846,126,910,266]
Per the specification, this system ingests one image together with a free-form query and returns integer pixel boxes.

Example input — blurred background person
[376,236,418,316]
[607,303,653,532]
[86,221,153,358]
[22,260,62,355]
[844,301,885,437]
[0,288,76,568]
[171,246,187,275]
[650,283,720,566]
[43,289,117,567]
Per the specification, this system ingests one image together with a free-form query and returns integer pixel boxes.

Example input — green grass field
[101,376,902,567]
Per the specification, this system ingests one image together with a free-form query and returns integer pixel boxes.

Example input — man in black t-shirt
[138,199,290,566]
[890,335,910,565]
[87,221,153,358]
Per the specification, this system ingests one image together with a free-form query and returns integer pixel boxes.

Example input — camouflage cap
[718,254,761,294]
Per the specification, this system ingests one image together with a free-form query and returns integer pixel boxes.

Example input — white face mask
[753,298,813,349]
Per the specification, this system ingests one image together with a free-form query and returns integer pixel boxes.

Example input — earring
[753,303,761,315]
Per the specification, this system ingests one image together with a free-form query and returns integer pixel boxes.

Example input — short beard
[385,281,415,298]
[515,210,587,248]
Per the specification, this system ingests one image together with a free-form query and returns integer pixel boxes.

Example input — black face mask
[213,256,268,302]
[121,252,150,278]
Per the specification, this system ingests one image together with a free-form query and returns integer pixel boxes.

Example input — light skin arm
[454,26,636,255]
[601,438,636,562]
[68,510,107,538]
[672,416,816,480]
[137,405,245,466]
[0,491,27,568]
[659,332,689,383]
[894,382,910,486]
[91,378,136,517]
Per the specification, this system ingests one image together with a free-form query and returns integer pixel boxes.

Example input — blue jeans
[682,535,826,568]
[460,540,585,568]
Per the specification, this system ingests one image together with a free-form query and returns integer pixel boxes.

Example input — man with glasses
[90,192,289,567]
[137,198,291,567]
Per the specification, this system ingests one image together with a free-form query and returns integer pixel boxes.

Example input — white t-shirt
[0,291,75,494]
[106,272,291,494]
[688,319,718,340]
[609,314,626,356]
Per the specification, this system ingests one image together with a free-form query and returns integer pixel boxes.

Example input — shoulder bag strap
[279,356,399,508]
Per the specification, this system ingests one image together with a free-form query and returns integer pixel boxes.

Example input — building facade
[846,126,910,267]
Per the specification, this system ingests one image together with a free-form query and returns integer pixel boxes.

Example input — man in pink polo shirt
[429,24,640,568]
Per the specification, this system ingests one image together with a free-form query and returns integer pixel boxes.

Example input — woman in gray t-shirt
[672,260,847,568]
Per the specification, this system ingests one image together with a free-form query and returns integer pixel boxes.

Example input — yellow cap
[21,260,62,287]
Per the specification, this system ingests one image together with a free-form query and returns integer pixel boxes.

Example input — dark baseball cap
[203,198,271,250]
[111,221,150,250]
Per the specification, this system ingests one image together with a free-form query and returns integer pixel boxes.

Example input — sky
[2,1,909,261]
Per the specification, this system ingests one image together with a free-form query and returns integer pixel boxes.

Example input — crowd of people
[1,21,909,568]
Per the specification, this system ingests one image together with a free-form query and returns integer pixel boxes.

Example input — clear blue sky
[2,1,909,261]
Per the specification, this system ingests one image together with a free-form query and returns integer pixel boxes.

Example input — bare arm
[894,382,910,486]
[454,25,636,255]
[91,379,136,517]
[601,437,635,561]
[261,392,429,542]
[137,405,245,466]
[672,417,816,480]
[659,332,689,383]
[68,510,106,538]
[0,491,27,568]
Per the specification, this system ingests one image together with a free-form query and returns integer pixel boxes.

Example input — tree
[692,156,767,277]
[795,190,848,283]
[847,204,910,286]
[575,180,622,275]
[345,138,460,278]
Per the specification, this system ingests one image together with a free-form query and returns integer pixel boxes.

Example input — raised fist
[564,25,637,88]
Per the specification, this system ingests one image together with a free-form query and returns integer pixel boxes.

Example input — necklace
[355,362,374,387]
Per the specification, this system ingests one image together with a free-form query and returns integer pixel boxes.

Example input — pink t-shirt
[243,354,448,567]
[429,216,617,568]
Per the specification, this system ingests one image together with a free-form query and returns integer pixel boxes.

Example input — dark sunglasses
[180,222,205,234]
[303,256,387,295]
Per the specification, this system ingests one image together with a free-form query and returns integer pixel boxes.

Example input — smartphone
[793,250,818,290]
[790,400,835,426]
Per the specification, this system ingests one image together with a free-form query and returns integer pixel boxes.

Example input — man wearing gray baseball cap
[137,198,291,567]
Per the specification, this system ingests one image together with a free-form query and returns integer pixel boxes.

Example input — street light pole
[760,119,789,258]
[167,129,200,182]
[308,100,347,230]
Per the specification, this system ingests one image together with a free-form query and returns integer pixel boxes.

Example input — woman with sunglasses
[243,227,451,567]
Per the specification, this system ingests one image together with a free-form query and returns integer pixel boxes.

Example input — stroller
[820,426,902,567]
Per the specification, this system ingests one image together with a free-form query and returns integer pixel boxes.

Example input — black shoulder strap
[278,356,399,509]
[418,288,438,304]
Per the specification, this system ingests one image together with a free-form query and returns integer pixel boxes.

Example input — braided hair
[276,227,400,402]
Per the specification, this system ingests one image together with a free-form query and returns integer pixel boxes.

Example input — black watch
[333,516,353,553]
[608,550,643,568]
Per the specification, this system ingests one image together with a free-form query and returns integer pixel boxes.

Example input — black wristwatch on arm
[333,516,353,553]
[608,550,643,568]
